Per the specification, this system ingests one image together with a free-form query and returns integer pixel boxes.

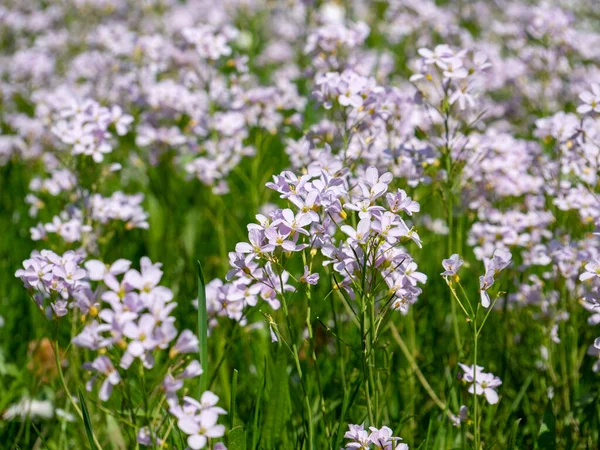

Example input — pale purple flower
[300,266,319,285]
[459,363,502,405]
[441,254,464,277]
[580,259,600,281]
[577,84,600,114]
[85,259,131,281]
[341,218,371,245]
[84,356,121,401]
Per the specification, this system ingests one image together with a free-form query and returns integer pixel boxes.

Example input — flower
[300,266,320,285]
[580,259,600,281]
[441,254,464,277]
[459,363,502,404]
[577,84,600,114]
[170,394,227,449]
[83,356,121,401]
[450,405,469,427]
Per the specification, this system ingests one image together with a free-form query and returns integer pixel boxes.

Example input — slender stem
[53,340,104,450]
[362,294,375,425]
[279,273,313,450]
[447,280,472,320]
[473,313,479,450]
[369,294,378,425]
[477,294,500,338]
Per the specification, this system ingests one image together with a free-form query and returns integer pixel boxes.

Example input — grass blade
[537,401,556,450]
[197,260,209,395]
[231,368,239,428]
[507,418,522,450]
[228,426,247,450]
[78,388,97,450]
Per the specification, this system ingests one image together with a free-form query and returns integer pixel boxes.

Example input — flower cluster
[343,423,408,450]
[51,100,133,163]
[410,45,491,111]
[15,250,87,318]
[207,164,425,320]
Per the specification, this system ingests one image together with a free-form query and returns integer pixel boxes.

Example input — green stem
[54,340,104,450]
[473,314,479,450]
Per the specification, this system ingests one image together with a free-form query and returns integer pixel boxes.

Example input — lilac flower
[163,360,203,393]
[341,218,372,245]
[367,426,407,450]
[122,314,158,361]
[577,84,600,114]
[441,254,464,277]
[580,259,600,281]
[344,423,369,449]
[171,394,227,449]
[235,229,266,257]
[300,266,320,285]
[386,189,420,216]
[450,405,469,427]
[479,273,495,308]
[263,226,298,252]
[459,363,502,404]
[172,330,199,355]
[275,208,313,235]
[83,356,121,401]
[85,259,131,281]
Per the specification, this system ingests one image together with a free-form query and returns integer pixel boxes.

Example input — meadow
[1,0,600,449]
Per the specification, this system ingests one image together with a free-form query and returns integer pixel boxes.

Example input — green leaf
[106,415,127,450]
[78,388,97,450]
[228,426,247,450]
[537,401,556,450]
[197,260,209,395]
[506,418,522,450]
[31,421,50,450]
[261,350,292,448]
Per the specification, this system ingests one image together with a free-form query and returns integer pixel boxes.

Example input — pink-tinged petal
[412,272,428,284]
[580,272,595,281]
[340,225,356,237]
[187,434,207,450]
[85,260,106,281]
[99,378,114,401]
[178,416,200,435]
[110,259,131,275]
[122,322,139,339]
[128,341,145,357]
[108,370,121,384]
[484,388,499,405]
[201,391,219,407]
[124,270,144,289]
[205,424,226,438]
[480,290,491,308]
[296,213,313,227]
[236,242,253,253]
[139,314,156,333]
[282,240,297,252]
[282,208,295,223]
[104,273,120,292]
[119,352,134,369]
[365,166,378,184]
[357,218,371,234]
[418,48,434,58]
